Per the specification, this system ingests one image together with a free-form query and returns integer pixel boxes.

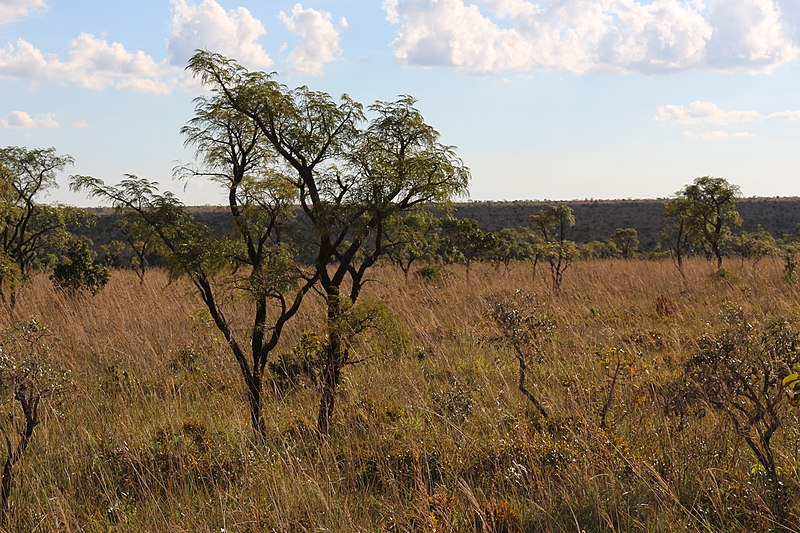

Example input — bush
[51,239,110,295]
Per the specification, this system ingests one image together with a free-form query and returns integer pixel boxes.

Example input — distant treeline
[77,197,800,253]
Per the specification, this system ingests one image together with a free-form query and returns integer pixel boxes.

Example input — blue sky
[2,0,800,206]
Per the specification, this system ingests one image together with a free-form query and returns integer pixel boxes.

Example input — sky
[2,0,800,206]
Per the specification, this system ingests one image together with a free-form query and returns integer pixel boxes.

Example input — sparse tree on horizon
[530,204,576,294]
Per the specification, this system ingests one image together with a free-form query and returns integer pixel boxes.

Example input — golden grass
[0,257,799,531]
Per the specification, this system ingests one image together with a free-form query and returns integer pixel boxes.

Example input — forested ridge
[78,197,800,252]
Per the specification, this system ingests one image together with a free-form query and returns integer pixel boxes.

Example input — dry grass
[0,257,799,531]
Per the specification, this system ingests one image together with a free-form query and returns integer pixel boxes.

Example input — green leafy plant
[51,239,110,296]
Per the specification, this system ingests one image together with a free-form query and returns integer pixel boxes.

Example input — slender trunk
[1,395,37,521]
[246,370,266,441]
[317,289,343,437]
[712,238,723,269]
[514,345,548,419]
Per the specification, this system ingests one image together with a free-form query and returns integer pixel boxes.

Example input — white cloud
[0,0,47,24]
[658,100,800,125]
[64,33,174,93]
[706,0,798,71]
[72,120,89,129]
[168,0,272,68]
[0,110,58,128]
[656,100,761,125]
[279,4,344,75]
[683,130,757,141]
[0,38,52,79]
[769,110,800,121]
[0,35,176,94]
[382,0,800,75]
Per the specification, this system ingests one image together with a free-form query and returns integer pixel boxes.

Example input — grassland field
[1,257,800,532]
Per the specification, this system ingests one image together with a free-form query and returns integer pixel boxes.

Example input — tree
[609,227,639,259]
[662,196,695,279]
[438,217,495,279]
[675,176,742,269]
[72,85,316,440]
[114,206,158,284]
[186,51,470,437]
[0,147,83,307]
[732,226,778,271]
[382,209,440,277]
[580,240,619,259]
[491,227,534,270]
[486,290,555,419]
[529,204,576,294]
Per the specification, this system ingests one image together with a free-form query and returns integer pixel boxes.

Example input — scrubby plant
[673,307,800,524]
[414,264,451,284]
[486,290,555,419]
[594,345,637,430]
[0,320,70,523]
[50,239,110,296]
[268,330,325,393]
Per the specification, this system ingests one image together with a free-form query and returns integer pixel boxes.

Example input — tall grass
[0,257,798,531]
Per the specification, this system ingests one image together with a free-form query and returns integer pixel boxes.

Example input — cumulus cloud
[683,130,757,141]
[168,0,272,68]
[382,0,800,75]
[0,0,47,24]
[769,110,800,121]
[0,110,58,128]
[656,101,761,125]
[279,4,344,75]
[658,100,800,125]
[0,35,175,94]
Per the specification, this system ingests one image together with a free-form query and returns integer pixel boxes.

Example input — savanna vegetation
[1,51,800,532]
[1,259,799,531]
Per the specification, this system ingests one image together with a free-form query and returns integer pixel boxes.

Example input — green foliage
[782,363,800,403]
[733,226,778,269]
[269,330,326,392]
[668,176,742,268]
[781,241,800,283]
[610,227,639,259]
[382,209,441,276]
[0,147,83,305]
[414,264,451,283]
[491,227,535,267]
[437,217,495,270]
[580,240,619,259]
[51,239,110,296]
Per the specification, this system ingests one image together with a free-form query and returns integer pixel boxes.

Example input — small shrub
[268,330,325,393]
[710,266,739,283]
[415,264,451,283]
[51,239,110,296]
[672,307,800,524]
[0,320,71,521]
[432,378,473,423]
[486,290,555,419]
